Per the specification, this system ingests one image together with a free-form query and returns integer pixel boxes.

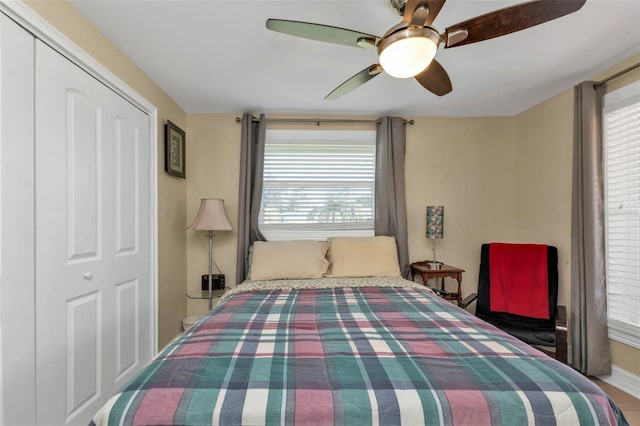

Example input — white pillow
[327,236,401,277]
[249,240,329,281]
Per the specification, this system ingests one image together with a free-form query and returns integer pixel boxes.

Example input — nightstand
[410,261,465,306]
[186,288,226,310]
[183,289,226,331]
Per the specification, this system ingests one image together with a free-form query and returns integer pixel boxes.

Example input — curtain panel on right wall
[571,81,612,376]
[572,77,640,377]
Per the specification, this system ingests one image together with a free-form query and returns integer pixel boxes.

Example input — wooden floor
[592,379,640,425]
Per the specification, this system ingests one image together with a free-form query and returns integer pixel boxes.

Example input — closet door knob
[83,272,93,280]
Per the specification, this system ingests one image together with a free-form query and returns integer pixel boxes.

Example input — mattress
[91,277,627,425]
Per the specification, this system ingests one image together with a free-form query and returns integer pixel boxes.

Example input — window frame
[259,128,377,241]
[602,79,640,349]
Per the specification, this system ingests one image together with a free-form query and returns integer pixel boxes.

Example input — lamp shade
[188,198,233,231]
[426,206,444,239]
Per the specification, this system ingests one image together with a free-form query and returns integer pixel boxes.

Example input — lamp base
[428,262,441,270]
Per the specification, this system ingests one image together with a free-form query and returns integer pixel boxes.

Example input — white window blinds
[259,129,376,241]
[603,80,640,348]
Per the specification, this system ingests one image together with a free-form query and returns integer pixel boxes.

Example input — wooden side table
[410,261,465,306]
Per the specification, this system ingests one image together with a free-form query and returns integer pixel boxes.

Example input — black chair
[461,243,567,363]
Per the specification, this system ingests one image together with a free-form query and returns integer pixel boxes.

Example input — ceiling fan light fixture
[378,27,439,78]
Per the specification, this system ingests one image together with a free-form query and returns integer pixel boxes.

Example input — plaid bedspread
[91,277,627,426]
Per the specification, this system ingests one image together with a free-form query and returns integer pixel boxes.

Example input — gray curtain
[235,113,267,284]
[571,82,611,375]
[375,116,410,278]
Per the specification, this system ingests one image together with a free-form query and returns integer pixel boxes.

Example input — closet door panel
[0,13,36,426]
[35,41,111,425]
[66,90,102,262]
[115,278,138,379]
[66,89,104,262]
[65,290,102,416]
[35,40,151,425]
[115,117,139,255]
[110,90,151,391]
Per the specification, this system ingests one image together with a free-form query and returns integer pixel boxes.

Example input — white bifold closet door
[34,41,151,425]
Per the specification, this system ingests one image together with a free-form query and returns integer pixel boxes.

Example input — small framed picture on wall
[165,120,186,178]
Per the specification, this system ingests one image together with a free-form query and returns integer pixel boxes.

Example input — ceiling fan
[266,0,586,100]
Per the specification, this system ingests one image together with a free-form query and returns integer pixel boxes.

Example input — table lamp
[188,199,233,308]
[426,206,444,269]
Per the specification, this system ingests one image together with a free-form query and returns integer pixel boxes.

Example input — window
[603,80,640,348]
[259,129,376,241]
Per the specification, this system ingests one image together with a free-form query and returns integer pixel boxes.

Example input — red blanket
[489,243,549,319]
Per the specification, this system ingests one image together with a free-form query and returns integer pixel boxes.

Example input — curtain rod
[234,116,415,125]
[594,62,640,87]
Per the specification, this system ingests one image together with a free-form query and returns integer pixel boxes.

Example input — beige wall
[513,90,573,307]
[406,117,517,297]
[513,53,640,376]
[24,0,188,348]
[185,115,518,315]
[185,114,379,315]
[186,115,241,315]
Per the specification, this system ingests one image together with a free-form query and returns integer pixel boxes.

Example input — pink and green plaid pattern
[92,280,626,425]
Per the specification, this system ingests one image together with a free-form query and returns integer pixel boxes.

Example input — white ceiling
[69,0,640,117]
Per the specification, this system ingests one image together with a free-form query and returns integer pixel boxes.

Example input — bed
[91,238,627,425]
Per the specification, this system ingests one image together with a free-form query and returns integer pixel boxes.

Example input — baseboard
[598,365,640,399]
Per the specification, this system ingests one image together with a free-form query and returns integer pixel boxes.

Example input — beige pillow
[249,240,329,281]
[327,236,401,277]
[245,245,254,280]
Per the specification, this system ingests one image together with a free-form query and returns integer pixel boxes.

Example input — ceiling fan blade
[325,64,383,100]
[444,0,586,48]
[266,19,380,48]
[414,59,452,96]
[404,0,447,26]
